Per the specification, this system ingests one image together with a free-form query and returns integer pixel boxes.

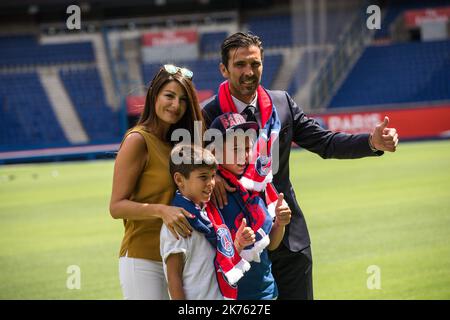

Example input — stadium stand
[1,0,448,162]
[0,35,95,67]
[261,54,283,89]
[142,58,224,92]
[246,10,356,48]
[0,72,68,150]
[199,31,228,54]
[288,48,329,97]
[375,0,449,39]
[141,54,282,93]
[60,67,121,143]
[246,14,293,47]
[328,40,450,108]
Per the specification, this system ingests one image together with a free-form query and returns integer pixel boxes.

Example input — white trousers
[119,255,169,300]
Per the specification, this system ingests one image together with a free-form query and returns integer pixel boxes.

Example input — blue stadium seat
[60,68,121,143]
[261,54,283,88]
[288,49,328,96]
[246,15,293,47]
[245,10,355,47]
[328,40,450,107]
[142,54,282,94]
[0,35,95,67]
[375,0,449,39]
[200,31,228,54]
[0,72,68,150]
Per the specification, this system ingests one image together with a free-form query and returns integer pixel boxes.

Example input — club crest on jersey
[216,226,234,258]
[256,155,271,176]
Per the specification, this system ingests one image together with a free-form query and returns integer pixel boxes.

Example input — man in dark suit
[201,32,398,300]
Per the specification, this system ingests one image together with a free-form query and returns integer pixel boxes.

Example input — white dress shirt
[231,93,261,127]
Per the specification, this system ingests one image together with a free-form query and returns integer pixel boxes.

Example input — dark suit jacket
[202,90,383,252]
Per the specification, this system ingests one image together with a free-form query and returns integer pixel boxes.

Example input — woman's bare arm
[109,133,193,238]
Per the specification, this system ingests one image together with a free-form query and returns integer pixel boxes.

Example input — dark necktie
[242,105,257,123]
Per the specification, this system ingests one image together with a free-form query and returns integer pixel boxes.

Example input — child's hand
[275,193,291,227]
[234,218,256,251]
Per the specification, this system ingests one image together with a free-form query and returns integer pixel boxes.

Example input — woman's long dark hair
[137,66,205,145]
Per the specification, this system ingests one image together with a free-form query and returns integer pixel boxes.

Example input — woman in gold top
[109,65,204,299]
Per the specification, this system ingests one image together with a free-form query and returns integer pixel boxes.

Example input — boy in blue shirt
[208,112,292,300]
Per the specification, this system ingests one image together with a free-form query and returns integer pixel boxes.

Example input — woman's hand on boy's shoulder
[159,205,195,240]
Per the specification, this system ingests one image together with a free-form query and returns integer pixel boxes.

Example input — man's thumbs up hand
[370,116,399,152]
[275,193,291,227]
[380,116,389,129]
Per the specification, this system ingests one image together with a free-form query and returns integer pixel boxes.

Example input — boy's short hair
[170,144,218,179]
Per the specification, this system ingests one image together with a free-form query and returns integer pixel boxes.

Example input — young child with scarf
[208,112,292,300]
[160,144,255,300]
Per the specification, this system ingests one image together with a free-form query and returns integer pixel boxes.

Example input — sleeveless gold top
[119,126,175,261]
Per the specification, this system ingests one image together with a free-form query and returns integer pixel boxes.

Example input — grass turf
[0,140,449,299]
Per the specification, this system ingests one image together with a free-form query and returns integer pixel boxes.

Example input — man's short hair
[169,144,217,179]
[221,32,264,69]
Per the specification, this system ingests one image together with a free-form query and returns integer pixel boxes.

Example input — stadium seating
[0,35,95,67]
[246,10,355,47]
[142,58,223,93]
[60,68,121,143]
[2,5,448,156]
[328,40,450,108]
[261,54,283,89]
[199,31,228,54]
[375,0,449,39]
[288,49,328,96]
[0,72,68,150]
[324,10,357,44]
[142,54,282,94]
[246,15,293,47]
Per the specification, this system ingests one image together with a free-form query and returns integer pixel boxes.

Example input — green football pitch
[1,140,449,299]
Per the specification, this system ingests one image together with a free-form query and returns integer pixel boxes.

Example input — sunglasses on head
[163,64,193,79]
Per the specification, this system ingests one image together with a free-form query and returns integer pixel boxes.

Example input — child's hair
[169,144,218,179]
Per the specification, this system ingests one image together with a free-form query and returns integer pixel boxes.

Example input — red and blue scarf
[218,166,273,263]
[171,191,250,300]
